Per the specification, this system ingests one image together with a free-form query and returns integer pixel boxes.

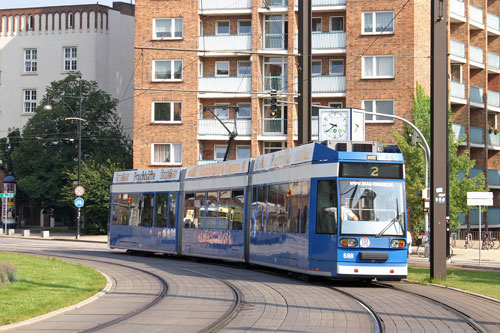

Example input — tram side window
[194,192,206,229]
[117,194,130,225]
[155,193,169,228]
[251,187,263,231]
[267,184,280,232]
[128,193,143,226]
[316,180,337,234]
[141,193,154,227]
[205,191,218,229]
[231,189,244,231]
[219,190,231,230]
[300,181,310,234]
[169,193,177,228]
[184,192,195,228]
[288,183,301,233]
[277,184,288,233]
[111,194,119,225]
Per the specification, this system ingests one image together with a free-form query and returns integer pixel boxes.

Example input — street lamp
[43,74,83,240]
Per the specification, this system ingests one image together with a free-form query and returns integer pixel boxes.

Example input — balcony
[198,118,252,137]
[488,169,500,187]
[198,77,251,97]
[259,0,288,13]
[199,35,252,53]
[294,76,346,96]
[260,118,286,136]
[450,40,466,63]
[452,123,466,142]
[469,5,484,30]
[450,81,466,104]
[199,0,252,14]
[294,0,346,12]
[488,90,500,111]
[262,33,288,50]
[263,76,288,92]
[470,85,484,107]
[487,13,500,36]
[488,131,500,146]
[450,0,466,23]
[293,117,319,138]
[470,46,484,69]
[470,126,484,146]
[488,52,500,74]
[294,32,346,53]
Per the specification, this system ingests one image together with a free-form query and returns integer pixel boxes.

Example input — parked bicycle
[464,233,474,249]
[417,233,430,258]
[482,232,499,250]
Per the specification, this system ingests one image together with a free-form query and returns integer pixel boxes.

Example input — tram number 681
[343,253,354,259]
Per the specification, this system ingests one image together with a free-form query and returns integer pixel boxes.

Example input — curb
[0,270,113,331]
[0,234,107,244]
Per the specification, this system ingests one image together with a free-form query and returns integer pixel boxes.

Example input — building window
[451,64,462,82]
[263,15,288,49]
[362,55,394,78]
[23,89,36,113]
[238,61,251,76]
[63,47,77,72]
[153,101,182,122]
[312,17,322,33]
[329,59,344,75]
[216,21,230,35]
[215,145,228,160]
[153,60,183,81]
[312,60,322,76]
[263,56,288,91]
[215,61,229,76]
[363,100,394,122]
[153,18,183,39]
[237,103,251,118]
[363,11,394,34]
[329,102,343,108]
[27,15,34,30]
[215,104,230,118]
[238,20,251,34]
[264,141,286,154]
[68,13,74,28]
[330,16,344,32]
[237,146,251,159]
[152,143,182,165]
[24,49,37,73]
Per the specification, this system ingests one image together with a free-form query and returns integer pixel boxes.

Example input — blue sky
[1,0,135,10]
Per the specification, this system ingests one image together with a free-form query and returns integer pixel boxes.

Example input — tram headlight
[340,238,358,247]
[391,239,406,248]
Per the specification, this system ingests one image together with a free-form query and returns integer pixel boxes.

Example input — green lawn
[0,252,106,326]
[408,266,500,301]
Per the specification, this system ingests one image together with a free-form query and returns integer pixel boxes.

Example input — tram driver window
[316,180,337,234]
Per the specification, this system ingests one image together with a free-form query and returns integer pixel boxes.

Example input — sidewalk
[0,229,107,243]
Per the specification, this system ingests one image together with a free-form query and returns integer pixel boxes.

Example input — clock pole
[297,0,312,145]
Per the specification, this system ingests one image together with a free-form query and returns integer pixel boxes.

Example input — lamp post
[44,74,83,239]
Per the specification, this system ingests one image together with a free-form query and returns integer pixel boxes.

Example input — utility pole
[297,0,312,145]
[430,0,448,279]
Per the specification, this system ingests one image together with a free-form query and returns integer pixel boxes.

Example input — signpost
[74,186,85,197]
[467,192,493,265]
[0,193,14,198]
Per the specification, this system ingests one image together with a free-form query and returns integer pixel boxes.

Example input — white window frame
[24,49,37,73]
[214,145,228,161]
[236,145,251,160]
[23,89,36,114]
[153,60,183,81]
[215,61,230,77]
[362,11,394,35]
[362,99,394,123]
[237,61,251,76]
[329,16,344,32]
[215,103,230,119]
[312,60,322,76]
[362,55,394,79]
[151,143,182,165]
[263,141,286,154]
[152,101,182,123]
[329,59,344,76]
[216,20,230,35]
[63,47,77,72]
[329,102,343,108]
[153,18,183,40]
[237,102,251,118]
[312,17,322,33]
[238,19,251,34]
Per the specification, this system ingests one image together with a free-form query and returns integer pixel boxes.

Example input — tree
[0,128,22,174]
[393,83,486,234]
[11,73,132,225]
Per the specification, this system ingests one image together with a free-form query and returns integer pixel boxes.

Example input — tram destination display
[340,162,403,179]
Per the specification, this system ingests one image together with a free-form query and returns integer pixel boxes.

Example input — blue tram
[109,142,408,279]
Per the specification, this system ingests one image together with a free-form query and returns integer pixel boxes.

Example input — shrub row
[0,262,17,285]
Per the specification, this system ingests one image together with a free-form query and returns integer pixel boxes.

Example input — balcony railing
[488,52,500,70]
[450,40,465,58]
[452,123,466,141]
[263,76,288,92]
[200,0,252,10]
[471,167,484,179]
[199,77,251,93]
[469,5,484,26]
[470,45,484,64]
[198,118,252,136]
[488,208,500,222]
[488,131,500,146]
[262,33,288,49]
[488,12,500,32]
[470,86,484,104]
[263,0,288,7]
[488,169,500,185]
[450,0,465,18]
[199,35,252,51]
[312,0,345,5]
[450,81,465,99]
[295,32,346,50]
[293,118,319,136]
[470,126,484,144]
[294,76,346,93]
[261,118,286,136]
[488,90,500,108]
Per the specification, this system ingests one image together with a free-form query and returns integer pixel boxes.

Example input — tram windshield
[338,180,405,236]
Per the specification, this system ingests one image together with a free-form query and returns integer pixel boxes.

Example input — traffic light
[270,89,278,118]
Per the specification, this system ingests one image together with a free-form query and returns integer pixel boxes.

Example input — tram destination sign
[0,193,14,198]
[340,163,403,179]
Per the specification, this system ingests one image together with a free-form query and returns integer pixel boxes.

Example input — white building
[0,2,135,139]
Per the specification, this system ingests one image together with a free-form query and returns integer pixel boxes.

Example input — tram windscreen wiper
[375,214,401,238]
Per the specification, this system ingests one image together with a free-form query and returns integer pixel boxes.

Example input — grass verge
[0,251,106,326]
[408,266,500,301]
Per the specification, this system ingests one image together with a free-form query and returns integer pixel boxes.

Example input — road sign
[74,197,84,208]
[0,193,14,198]
[467,192,493,206]
[74,186,85,197]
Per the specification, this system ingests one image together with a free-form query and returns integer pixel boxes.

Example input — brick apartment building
[133,0,499,234]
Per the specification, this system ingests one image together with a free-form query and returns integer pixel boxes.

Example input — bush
[0,262,17,285]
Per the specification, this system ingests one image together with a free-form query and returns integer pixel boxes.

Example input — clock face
[320,111,348,140]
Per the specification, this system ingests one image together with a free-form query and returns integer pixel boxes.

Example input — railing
[295,32,346,49]
[470,85,484,104]
[200,0,252,10]
[199,77,251,93]
[261,118,286,135]
[469,5,484,26]
[488,52,500,70]
[487,208,500,223]
[452,123,466,141]
[198,118,252,136]
[450,81,465,99]
[488,131,500,146]
[293,118,319,136]
[263,76,288,91]
[471,167,484,179]
[450,0,465,18]
[488,169,500,185]
[263,0,288,6]
[450,39,465,58]
[294,75,346,93]
[312,0,345,5]
[198,159,219,165]
[488,90,500,108]
[470,126,484,144]
[470,45,484,64]
[199,35,252,51]
[262,33,288,49]
[488,12,500,32]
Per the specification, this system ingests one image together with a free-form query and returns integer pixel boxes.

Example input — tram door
[310,179,338,261]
